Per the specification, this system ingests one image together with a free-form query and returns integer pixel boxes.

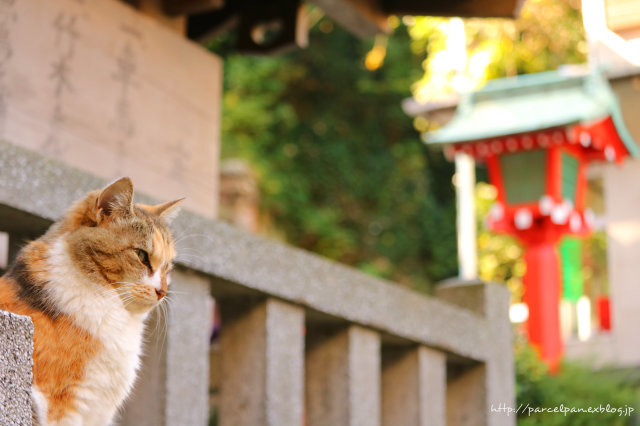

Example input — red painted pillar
[597,296,611,331]
[522,240,563,372]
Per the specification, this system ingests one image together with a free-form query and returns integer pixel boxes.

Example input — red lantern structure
[425,69,638,370]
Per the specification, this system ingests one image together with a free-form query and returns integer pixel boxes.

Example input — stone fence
[0,140,515,426]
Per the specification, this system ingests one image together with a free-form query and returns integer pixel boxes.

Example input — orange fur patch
[151,228,174,272]
[0,277,100,423]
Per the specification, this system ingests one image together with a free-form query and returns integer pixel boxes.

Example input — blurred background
[211,1,640,424]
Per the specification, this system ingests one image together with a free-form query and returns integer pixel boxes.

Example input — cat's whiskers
[163,289,188,295]
[174,234,218,263]
[175,254,206,264]
[173,233,216,245]
[174,249,202,258]
[103,281,164,312]
[147,294,170,356]
[161,299,171,352]
[173,246,202,254]
[174,246,204,254]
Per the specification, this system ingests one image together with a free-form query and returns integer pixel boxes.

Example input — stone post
[381,345,446,426]
[219,159,260,234]
[436,280,515,426]
[218,297,304,426]
[0,232,8,270]
[305,325,381,426]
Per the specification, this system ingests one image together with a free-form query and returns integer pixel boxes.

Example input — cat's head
[57,178,183,314]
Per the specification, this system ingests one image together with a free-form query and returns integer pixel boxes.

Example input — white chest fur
[45,240,149,426]
[70,316,146,425]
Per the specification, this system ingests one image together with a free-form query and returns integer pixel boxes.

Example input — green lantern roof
[424,69,639,157]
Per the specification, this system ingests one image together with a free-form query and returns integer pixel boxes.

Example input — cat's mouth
[115,283,164,312]
[135,285,163,303]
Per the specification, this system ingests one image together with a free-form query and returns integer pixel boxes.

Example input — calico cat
[0,177,182,425]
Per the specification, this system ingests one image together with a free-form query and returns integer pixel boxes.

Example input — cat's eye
[135,249,152,271]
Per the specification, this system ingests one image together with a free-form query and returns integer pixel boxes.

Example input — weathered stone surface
[446,364,488,426]
[437,280,515,426]
[0,0,221,218]
[306,325,381,426]
[0,310,33,426]
[590,157,640,367]
[381,346,446,426]
[165,270,211,426]
[219,298,304,426]
[174,214,490,362]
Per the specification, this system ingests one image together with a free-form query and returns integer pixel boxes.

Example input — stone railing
[0,310,33,425]
[0,140,515,426]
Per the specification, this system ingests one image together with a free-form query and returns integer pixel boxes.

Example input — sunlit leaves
[215,20,457,291]
[408,0,587,103]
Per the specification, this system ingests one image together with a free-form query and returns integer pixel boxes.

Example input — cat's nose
[155,289,166,300]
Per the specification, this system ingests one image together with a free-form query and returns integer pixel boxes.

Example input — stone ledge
[0,310,34,426]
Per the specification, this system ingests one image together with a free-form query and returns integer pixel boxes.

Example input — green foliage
[214,19,458,290]
[408,0,587,102]
[213,0,589,292]
[516,342,640,425]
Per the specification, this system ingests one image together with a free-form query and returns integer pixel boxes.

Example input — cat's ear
[94,177,134,223]
[146,198,185,224]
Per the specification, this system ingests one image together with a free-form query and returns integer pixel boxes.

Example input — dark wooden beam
[308,0,390,39]
[381,0,525,18]
[184,0,525,53]
[309,0,523,39]
[163,0,225,16]
[187,0,308,55]
[236,0,308,54]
